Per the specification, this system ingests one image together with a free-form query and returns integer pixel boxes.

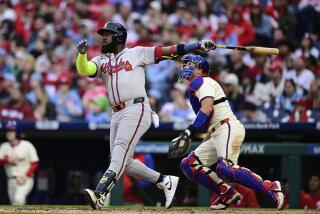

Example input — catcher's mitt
[168,131,192,159]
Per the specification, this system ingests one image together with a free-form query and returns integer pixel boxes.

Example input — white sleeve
[27,143,39,163]
[0,145,5,159]
[195,82,215,102]
[132,46,155,65]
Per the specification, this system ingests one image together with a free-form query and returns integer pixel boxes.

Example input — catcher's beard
[101,41,117,54]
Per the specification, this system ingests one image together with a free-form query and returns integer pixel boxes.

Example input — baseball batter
[170,54,284,210]
[0,121,39,205]
[75,21,216,209]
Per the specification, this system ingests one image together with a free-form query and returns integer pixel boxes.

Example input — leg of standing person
[12,178,34,205]
[108,107,172,188]
[85,104,178,209]
[108,113,168,203]
[180,135,240,210]
[7,178,16,205]
[214,120,284,209]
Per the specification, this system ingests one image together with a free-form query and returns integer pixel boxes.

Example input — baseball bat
[215,45,279,55]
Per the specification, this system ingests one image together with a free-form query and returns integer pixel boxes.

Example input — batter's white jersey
[194,77,237,129]
[90,47,155,106]
[0,140,39,177]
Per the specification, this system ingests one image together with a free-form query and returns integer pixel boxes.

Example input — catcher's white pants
[7,177,34,205]
[194,119,245,166]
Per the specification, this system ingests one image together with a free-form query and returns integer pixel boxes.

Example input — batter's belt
[8,176,17,179]
[112,97,145,112]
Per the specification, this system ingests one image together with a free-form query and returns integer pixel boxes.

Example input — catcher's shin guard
[95,169,117,196]
[180,152,228,194]
[216,157,266,193]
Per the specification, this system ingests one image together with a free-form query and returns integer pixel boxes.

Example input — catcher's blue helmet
[179,54,209,82]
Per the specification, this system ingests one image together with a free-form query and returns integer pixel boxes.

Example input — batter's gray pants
[108,101,160,183]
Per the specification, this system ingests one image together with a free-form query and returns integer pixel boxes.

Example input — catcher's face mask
[179,54,210,82]
[179,55,199,82]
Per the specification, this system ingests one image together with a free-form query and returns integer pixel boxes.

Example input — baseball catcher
[169,54,284,210]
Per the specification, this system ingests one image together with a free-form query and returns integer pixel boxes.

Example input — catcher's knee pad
[216,157,239,183]
[95,169,117,196]
[180,152,196,181]
[180,152,222,194]
[216,157,265,192]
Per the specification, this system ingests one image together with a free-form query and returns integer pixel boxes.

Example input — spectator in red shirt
[210,184,260,208]
[284,191,315,209]
[306,79,320,111]
[271,0,297,39]
[308,175,320,209]
[211,15,238,57]
[132,24,153,47]
[282,98,315,123]
[0,87,34,120]
[229,7,255,46]
[283,178,316,209]
[293,33,319,70]
[264,62,285,103]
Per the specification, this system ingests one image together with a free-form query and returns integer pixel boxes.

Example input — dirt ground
[0,207,318,214]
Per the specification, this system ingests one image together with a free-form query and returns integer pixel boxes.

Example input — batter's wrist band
[177,43,200,55]
[176,44,185,55]
[191,110,210,130]
[184,42,200,53]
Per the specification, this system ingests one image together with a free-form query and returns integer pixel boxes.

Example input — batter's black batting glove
[199,40,216,51]
[77,39,89,54]
[168,129,192,159]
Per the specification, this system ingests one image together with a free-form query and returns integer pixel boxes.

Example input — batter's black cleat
[84,189,105,210]
[156,175,179,208]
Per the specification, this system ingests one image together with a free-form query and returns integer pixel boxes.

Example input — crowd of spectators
[0,0,320,124]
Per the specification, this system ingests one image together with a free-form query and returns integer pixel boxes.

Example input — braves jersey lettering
[101,59,133,74]
[90,47,155,105]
